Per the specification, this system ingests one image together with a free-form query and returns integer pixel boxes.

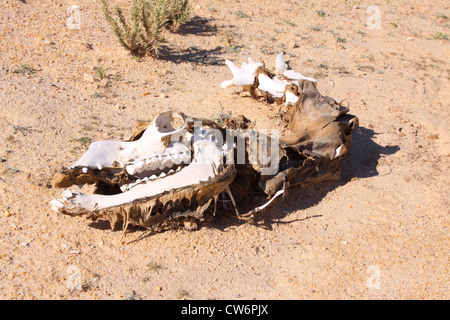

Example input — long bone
[220,58,264,89]
[222,53,317,105]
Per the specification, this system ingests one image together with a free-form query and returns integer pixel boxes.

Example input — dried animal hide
[51,54,358,235]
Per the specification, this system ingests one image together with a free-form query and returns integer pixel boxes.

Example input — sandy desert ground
[0,0,448,300]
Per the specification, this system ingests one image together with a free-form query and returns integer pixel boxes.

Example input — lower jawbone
[51,110,236,232]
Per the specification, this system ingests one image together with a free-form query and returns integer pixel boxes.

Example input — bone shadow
[208,125,400,231]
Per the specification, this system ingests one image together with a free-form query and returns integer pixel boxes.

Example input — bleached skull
[51,111,237,232]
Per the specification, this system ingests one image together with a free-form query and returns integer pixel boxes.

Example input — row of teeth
[125,151,191,176]
[120,166,183,192]
[76,151,191,176]
[50,159,186,210]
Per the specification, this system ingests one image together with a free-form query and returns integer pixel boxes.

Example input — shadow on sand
[176,16,218,37]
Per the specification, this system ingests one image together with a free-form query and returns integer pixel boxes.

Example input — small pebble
[82,73,94,83]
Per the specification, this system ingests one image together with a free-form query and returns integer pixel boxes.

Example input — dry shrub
[99,0,190,57]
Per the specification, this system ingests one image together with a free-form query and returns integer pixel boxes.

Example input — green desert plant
[94,66,107,79]
[212,106,232,125]
[432,31,448,40]
[13,64,35,75]
[164,0,190,31]
[99,0,190,57]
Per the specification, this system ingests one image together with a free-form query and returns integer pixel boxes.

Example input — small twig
[65,39,93,50]
[399,70,417,82]
[121,210,130,243]
[225,187,240,217]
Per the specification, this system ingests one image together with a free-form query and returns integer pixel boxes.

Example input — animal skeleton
[51,54,358,236]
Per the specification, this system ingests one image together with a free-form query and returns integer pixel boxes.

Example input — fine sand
[0,0,448,299]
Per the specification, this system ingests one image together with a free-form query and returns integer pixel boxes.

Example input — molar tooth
[145,158,157,170]
[182,151,191,163]
[62,190,73,200]
[126,165,136,175]
[135,159,145,167]
[176,166,182,172]
[164,158,173,168]
[168,169,175,174]
[134,160,145,173]
[172,154,182,165]
[150,161,159,170]
[150,174,158,180]
[159,172,167,178]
